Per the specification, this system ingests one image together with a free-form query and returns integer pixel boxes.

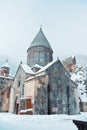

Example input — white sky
[0,0,87,64]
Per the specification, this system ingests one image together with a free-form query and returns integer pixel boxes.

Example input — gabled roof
[36,59,58,73]
[25,59,71,82]
[29,28,53,51]
[36,58,70,76]
[21,64,35,74]
[31,64,42,69]
[14,63,35,79]
[25,60,58,82]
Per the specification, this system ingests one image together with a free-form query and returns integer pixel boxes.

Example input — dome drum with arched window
[27,27,53,67]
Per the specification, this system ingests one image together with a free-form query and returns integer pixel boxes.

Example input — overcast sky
[0,0,87,64]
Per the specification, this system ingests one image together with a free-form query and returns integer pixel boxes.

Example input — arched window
[34,52,39,63]
[22,85,24,97]
[40,52,44,65]
[29,53,34,66]
[46,52,49,63]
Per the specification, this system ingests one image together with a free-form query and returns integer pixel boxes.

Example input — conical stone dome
[29,27,53,50]
[27,28,53,67]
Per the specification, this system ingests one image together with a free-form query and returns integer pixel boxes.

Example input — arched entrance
[14,97,19,114]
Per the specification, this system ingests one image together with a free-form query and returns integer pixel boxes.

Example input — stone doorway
[16,103,19,114]
[14,97,19,114]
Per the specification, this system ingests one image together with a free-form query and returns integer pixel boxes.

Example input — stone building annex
[0,27,80,115]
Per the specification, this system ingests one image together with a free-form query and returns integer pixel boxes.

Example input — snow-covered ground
[0,113,87,130]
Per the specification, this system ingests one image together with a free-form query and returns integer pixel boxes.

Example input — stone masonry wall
[32,60,79,115]
[47,60,79,114]
[34,75,49,114]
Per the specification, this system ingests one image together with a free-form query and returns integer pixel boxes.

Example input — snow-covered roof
[21,64,35,74]
[36,59,70,76]
[0,75,13,80]
[25,72,47,82]
[25,60,58,82]
[25,76,35,81]
[25,59,70,82]
[31,64,42,69]
[1,60,10,69]
[36,59,58,74]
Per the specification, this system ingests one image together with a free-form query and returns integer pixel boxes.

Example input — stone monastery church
[0,27,80,115]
